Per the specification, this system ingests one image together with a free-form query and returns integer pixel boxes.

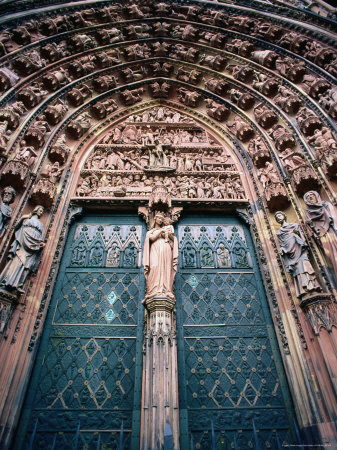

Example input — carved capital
[300,294,337,335]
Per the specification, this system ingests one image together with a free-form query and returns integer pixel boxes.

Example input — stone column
[141,296,180,450]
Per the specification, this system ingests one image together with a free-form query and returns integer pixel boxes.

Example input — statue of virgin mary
[142,213,178,302]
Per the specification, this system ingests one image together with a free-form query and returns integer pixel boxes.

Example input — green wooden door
[15,214,146,450]
[176,215,296,449]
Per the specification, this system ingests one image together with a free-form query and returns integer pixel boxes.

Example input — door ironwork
[16,214,145,450]
[176,215,296,449]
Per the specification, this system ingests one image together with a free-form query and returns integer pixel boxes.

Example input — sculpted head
[2,186,16,205]
[303,191,321,206]
[33,205,44,218]
[275,211,286,225]
[154,212,165,226]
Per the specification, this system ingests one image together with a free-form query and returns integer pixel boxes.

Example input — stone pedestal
[141,296,180,450]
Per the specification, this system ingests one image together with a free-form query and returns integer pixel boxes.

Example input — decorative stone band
[144,295,176,314]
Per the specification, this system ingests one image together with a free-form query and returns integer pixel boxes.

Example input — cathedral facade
[0,0,336,448]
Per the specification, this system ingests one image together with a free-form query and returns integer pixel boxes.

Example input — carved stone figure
[318,87,337,120]
[269,124,296,152]
[68,56,96,79]
[13,50,46,76]
[17,83,48,109]
[69,33,97,52]
[1,142,37,188]
[0,206,45,294]
[94,50,121,68]
[280,148,319,194]
[49,134,71,164]
[0,121,11,153]
[119,88,143,106]
[25,119,51,148]
[274,86,302,115]
[300,74,330,100]
[247,137,271,167]
[217,243,231,268]
[176,67,202,85]
[227,64,255,83]
[143,212,178,302]
[200,31,225,48]
[253,103,278,129]
[308,127,337,177]
[96,27,124,44]
[177,88,202,107]
[44,100,68,125]
[170,44,199,63]
[304,191,337,282]
[275,211,321,298]
[251,50,278,68]
[107,242,120,267]
[41,41,68,62]
[149,81,171,98]
[124,43,150,60]
[0,101,27,130]
[204,78,229,96]
[227,116,254,142]
[252,73,278,97]
[228,89,255,110]
[67,113,91,139]
[200,54,226,71]
[225,39,254,57]
[42,67,70,91]
[150,61,173,77]
[258,162,289,211]
[31,162,62,207]
[91,99,118,119]
[0,186,15,237]
[296,107,322,136]
[275,56,306,83]
[92,74,117,93]
[205,100,230,122]
[67,84,92,107]
[153,22,171,37]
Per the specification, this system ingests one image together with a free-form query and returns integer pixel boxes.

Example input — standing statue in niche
[142,212,178,302]
[0,205,45,294]
[0,186,16,238]
[304,191,337,282]
[275,211,321,298]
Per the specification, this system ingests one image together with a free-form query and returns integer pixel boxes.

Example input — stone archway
[0,1,336,449]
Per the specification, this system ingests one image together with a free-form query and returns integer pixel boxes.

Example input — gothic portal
[0,0,336,449]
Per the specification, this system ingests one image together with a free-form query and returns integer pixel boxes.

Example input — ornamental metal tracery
[19,218,145,449]
[176,222,294,449]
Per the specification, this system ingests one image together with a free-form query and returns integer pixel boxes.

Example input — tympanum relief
[76,107,246,202]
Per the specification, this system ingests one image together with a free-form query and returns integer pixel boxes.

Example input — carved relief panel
[75,107,246,202]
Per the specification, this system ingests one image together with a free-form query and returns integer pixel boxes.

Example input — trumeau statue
[0,205,45,294]
[142,212,178,303]
[304,191,337,282]
[0,186,15,237]
[275,211,321,298]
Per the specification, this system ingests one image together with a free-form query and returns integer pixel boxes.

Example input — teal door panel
[15,214,146,450]
[176,215,296,449]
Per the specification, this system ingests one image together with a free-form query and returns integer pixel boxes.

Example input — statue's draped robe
[305,194,337,283]
[0,201,12,236]
[143,227,178,300]
[0,214,44,290]
[277,222,320,297]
